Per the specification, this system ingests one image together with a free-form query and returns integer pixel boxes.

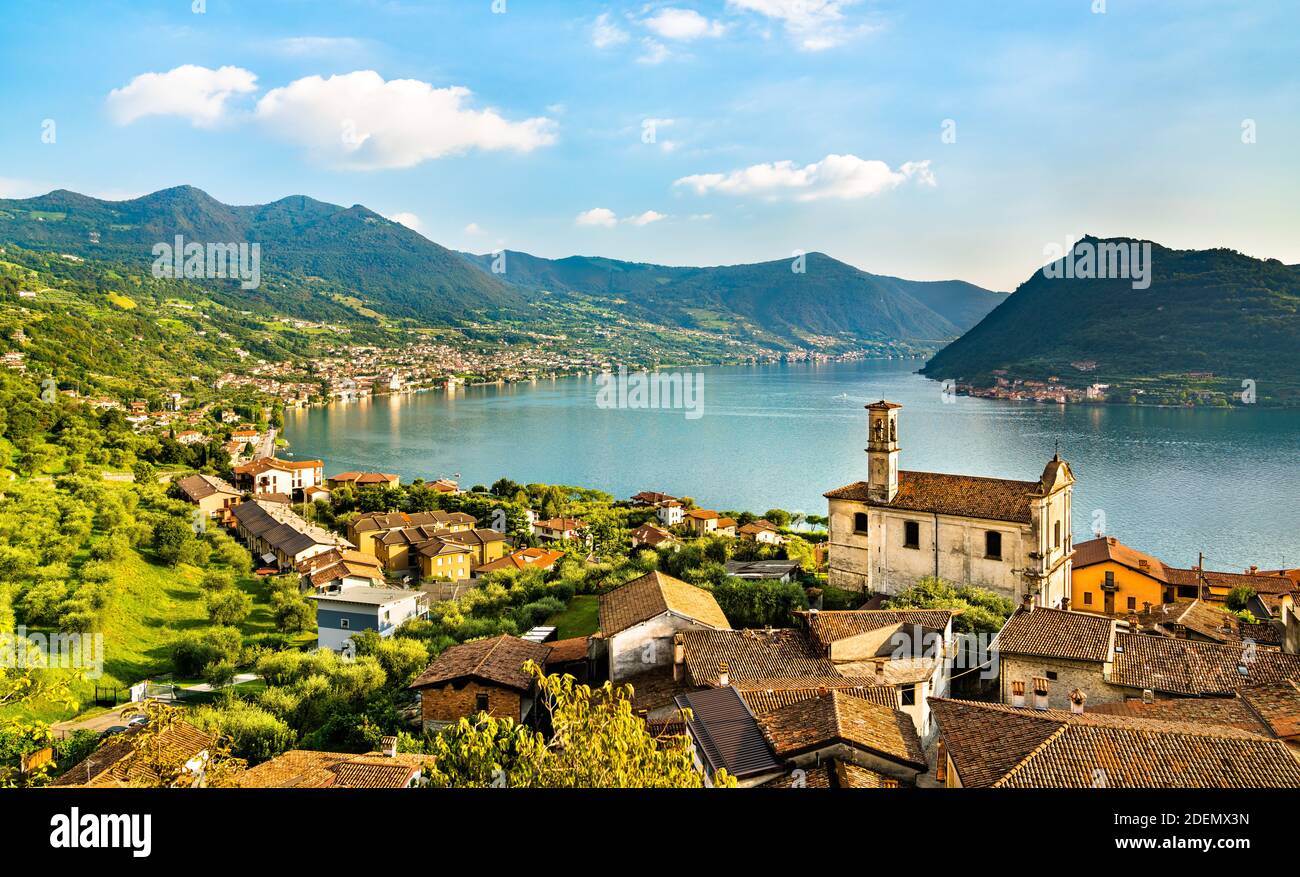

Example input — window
[853,512,870,535]
[339,618,350,630]
[904,521,920,549]
[985,531,1002,560]
[1083,591,1093,605]
[1054,521,1061,548]
[1127,596,1136,611]
[1046,671,1058,681]
[900,684,916,706]
[475,692,489,713]
[1104,571,1116,588]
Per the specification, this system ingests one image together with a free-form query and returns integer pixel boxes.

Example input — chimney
[380,735,398,758]
[672,633,685,682]
[1068,688,1086,714]
[873,660,886,685]
[1021,592,1034,612]
[1061,596,1070,611]
[1142,602,1152,614]
[1032,676,1049,711]
[1107,536,1116,546]
[717,662,730,687]
[1011,680,1026,708]
[1141,689,1155,704]
[1249,565,1258,574]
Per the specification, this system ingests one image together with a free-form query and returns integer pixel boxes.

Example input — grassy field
[545,595,600,640]
[7,550,311,724]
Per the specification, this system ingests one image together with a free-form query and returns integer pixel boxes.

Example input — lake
[284,359,1300,571]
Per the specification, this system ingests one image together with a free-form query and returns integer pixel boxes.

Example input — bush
[190,700,295,764]
[171,626,244,676]
[709,578,809,629]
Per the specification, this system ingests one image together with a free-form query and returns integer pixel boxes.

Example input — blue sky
[1,0,1297,290]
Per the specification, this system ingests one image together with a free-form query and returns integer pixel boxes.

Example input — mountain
[0,185,1002,352]
[921,237,1300,404]
[461,249,1005,342]
[0,185,523,324]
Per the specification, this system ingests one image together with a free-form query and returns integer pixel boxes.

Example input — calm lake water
[285,359,1300,571]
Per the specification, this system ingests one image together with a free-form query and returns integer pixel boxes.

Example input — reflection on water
[286,360,1300,569]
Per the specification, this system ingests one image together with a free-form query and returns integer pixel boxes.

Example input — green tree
[422,664,732,788]
[206,587,252,626]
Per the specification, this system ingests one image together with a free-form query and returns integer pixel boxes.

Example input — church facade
[824,401,1075,607]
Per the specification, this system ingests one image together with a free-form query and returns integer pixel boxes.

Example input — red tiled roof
[825,470,1040,524]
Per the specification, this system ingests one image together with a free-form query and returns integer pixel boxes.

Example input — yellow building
[1071,537,1172,614]
[416,540,474,582]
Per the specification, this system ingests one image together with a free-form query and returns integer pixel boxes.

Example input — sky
[1,0,1297,291]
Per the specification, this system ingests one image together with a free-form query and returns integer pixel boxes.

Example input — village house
[930,697,1300,788]
[738,519,785,545]
[657,501,685,527]
[238,742,434,788]
[326,471,401,490]
[175,429,205,446]
[630,521,678,549]
[174,473,241,520]
[533,516,588,543]
[631,490,678,507]
[309,586,428,652]
[52,720,216,788]
[231,499,351,570]
[408,634,553,732]
[232,456,325,500]
[825,400,1075,607]
[993,599,1300,711]
[475,546,566,575]
[684,509,736,537]
[596,571,730,681]
[297,548,387,593]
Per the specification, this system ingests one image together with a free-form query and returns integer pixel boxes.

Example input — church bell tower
[865,400,901,503]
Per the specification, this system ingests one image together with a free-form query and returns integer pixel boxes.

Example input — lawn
[545,595,600,640]
[6,549,308,724]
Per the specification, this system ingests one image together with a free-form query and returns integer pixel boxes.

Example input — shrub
[171,626,243,676]
[190,700,295,764]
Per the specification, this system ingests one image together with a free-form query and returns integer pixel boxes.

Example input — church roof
[824,470,1041,524]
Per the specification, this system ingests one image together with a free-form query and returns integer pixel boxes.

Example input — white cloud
[643,8,726,40]
[638,38,671,65]
[576,207,619,227]
[726,0,868,51]
[576,207,667,227]
[387,212,421,231]
[624,210,666,226]
[107,65,258,127]
[254,71,556,169]
[464,222,485,234]
[674,154,935,200]
[591,12,630,48]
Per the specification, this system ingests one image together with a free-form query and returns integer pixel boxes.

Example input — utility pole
[1198,551,1206,600]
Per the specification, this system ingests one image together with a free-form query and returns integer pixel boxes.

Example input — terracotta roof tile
[680,628,836,685]
[599,571,729,637]
[825,470,1040,524]
[994,607,1114,663]
[409,635,551,692]
[804,609,958,650]
[1111,632,1300,695]
[757,691,926,768]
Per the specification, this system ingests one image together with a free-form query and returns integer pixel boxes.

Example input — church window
[985,531,1002,560]
[853,512,869,535]
[1054,521,1062,548]
[903,521,920,549]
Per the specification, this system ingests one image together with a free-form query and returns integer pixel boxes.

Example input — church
[824,401,1075,607]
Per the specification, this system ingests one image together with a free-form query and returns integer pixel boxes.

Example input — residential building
[630,521,677,549]
[326,471,401,490]
[308,586,428,652]
[930,697,1300,788]
[738,519,784,545]
[231,500,351,570]
[597,571,730,681]
[408,634,552,732]
[347,510,477,556]
[657,501,684,527]
[174,473,241,519]
[238,746,434,788]
[533,516,588,543]
[297,548,386,593]
[684,509,721,537]
[51,720,216,788]
[631,491,678,507]
[475,546,566,575]
[415,538,474,582]
[232,456,324,500]
[825,400,1075,607]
